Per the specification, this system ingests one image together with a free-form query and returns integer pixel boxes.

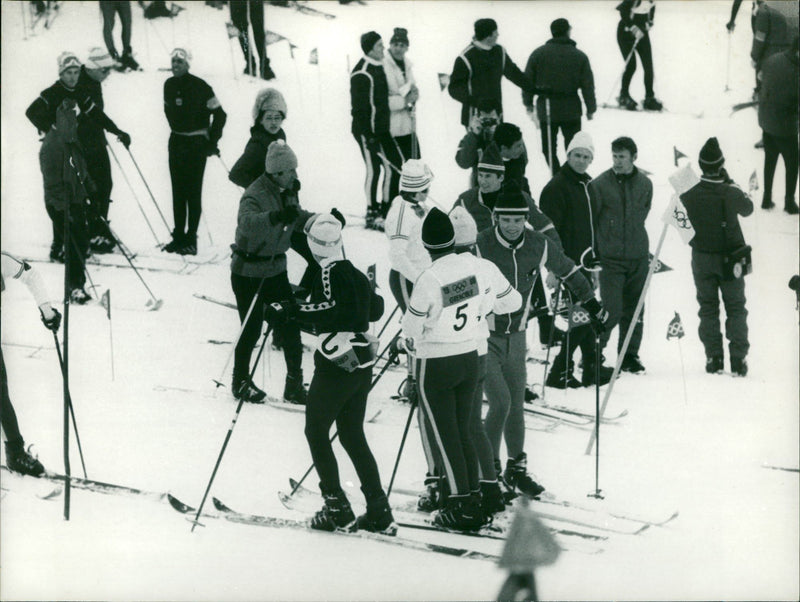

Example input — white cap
[566,131,595,158]
[450,206,478,246]
[307,214,343,259]
[86,47,116,70]
[400,159,434,193]
[170,47,192,66]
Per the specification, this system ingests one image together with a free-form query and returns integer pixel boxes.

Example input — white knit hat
[170,47,192,66]
[57,51,81,75]
[566,131,595,158]
[85,47,116,70]
[450,206,478,247]
[400,159,434,193]
[307,214,343,259]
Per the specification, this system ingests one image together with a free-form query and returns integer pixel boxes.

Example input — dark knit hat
[421,207,455,251]
[698,137,724,170]
[390,27,409,46]
[494,183,529,215]
[474,18,497,41]
[478,143,505,174]
[360,31,382,54]
[550,18,571,37]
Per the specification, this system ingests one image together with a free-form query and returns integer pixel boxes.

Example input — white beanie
[450,206,478,247]
[57,51,82,75]
[307,214,343,259]
[170,47,192,66]
[400,159,434,193]
[566,131,595,158]
[85,47,116,70]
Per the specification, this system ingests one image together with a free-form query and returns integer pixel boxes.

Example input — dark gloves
[40,307,62,332]
[116,131,131,149]
[264,299,297,323]
[583,298,610,334]
[271,203,299,226]
[330,208,346,228]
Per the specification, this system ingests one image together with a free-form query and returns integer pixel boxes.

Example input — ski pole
[190,324,274,532]
[545,96,554,176]
[107,141,162,247]
[52,332,88,479]
[587,331,603,500]
[539,283,563,402]
[288,348,400,496]
[603,36,641,107]
[373,329,402,372]
[126,148,172,234]
[103,220,164,310]
[724,30,732,92]
[217,154,231,176]
[386,385,418,497]
[376,303,399,340]
[62,171,72,520]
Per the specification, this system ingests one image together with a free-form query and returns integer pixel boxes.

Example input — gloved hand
[116,131,131,149]
[405,86,419,105]
[271,204,299,226]
[366,137,381,155]
[389,336,407,356]
[726,20,735,32]
[330,207,346,228]
[630,25,645,41]
[586,111,595,121]
[583,298,610,334]
[264,299,297,323]
[468,113,484,136]
[205,140,220,156]
[40,305,62,332]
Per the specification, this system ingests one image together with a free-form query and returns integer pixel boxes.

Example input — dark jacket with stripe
[350,56,390,137]
[26,79,111,138]
[757,48,799,137]
[590,167,652,260]
[75,66,123,151]
[448,41,530,126]
[539,164,596,264]
[164,73,226,143]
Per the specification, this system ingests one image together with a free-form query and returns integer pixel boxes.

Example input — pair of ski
[526,400,629,426]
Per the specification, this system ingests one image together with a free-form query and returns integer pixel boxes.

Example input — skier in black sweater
[615,0,663,111]
[163,48,226,255]
[266,214,396,535]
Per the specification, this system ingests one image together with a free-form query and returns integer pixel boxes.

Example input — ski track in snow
[1,1,798,600]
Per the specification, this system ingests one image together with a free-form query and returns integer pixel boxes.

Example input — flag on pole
[309,48,318,65]
[666,312,685,340]
[650,253,673,273]
[749,170,759,192]
[437,73,450,91]
[265,30,287,45]
[673,146,688,166]
[567,301,591,331]
[100,289,111,320]
[367,264,376,292]
[662,194,696,244]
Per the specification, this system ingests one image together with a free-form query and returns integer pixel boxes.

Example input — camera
[480,117,498,128]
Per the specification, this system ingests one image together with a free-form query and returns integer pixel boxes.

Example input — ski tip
[289,478,300,490]
[212,496,231,512]
[167,493,194,513]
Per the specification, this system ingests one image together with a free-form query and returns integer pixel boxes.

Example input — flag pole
[677,339,687,404]
[585,223,668,456]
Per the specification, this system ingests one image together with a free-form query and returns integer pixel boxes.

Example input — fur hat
[421,207,455,251]
[307,214,343,259]
[390,27,409,46]
[450,206,478,247]
[360,31,382,55]
[566,131,595,158]
[252,88,288,122]
[170,47,192,66]
[400,159,434,193]
[474,18,498,41]
[265,140,298,174]
[494,183,529,215]
[698,137,724,170]
[57,51,81,75]
[477,143,505,174]
[85,47,115,70]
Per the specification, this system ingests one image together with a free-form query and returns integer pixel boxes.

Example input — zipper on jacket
[507,248,519,335]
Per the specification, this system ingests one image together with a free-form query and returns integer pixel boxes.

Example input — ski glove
[583,298,609,334]
[264,300,297,323]
[40,306,62,332]
[116,131,131,149]
[330,208,346,228]
[205,140,220,157]
[271,204,299,226]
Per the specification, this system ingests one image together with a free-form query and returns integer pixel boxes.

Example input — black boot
[177,233,197,256]
[785,197,799,215]
[261,57,276,80]
[417,474,441,512]
[581,358,613,386]
[355,493,397,535]
[479,480,506,517]
[309,490,355,531]
[706,356,724,374]
[283,372,307,405]
[642,96,663,111]
[730,356,748,377]
[432,494,485,532]
[617,93,638,110]
[494,458,518,503]
[163,231,184,253]
[503,452,545,498]
[232,377,267,403]
[4,441,45,477]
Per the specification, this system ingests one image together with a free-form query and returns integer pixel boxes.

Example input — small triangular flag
[673,146,688,167]
[437,73,450,91]
[649,253,673,273]
[749,170,759,192]
[567,301,591,331]
[309,48,318,65]
[100,289,111,320]
[367,264,377,292]
[666,311,685,340]
[265,30,286,46]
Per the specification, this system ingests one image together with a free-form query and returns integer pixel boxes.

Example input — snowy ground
[1,1,798,600]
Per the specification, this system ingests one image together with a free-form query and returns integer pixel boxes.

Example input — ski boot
[70,288,91,305]
[545,368,582,389]
[177,233,197,256]
[365,207,380,230]
[706,356,724,374]
[120,50,140,71]
[479,480,506,518]
[581,359,614,387]
[283,372,307,405]
[162,232,184,254]
[417,474,441,512]
[761,195,775,210]
[90,235,116,254]
[261,58,276,81]
[49,244,65,263]
[620,354,646,374]
[504,452,545,499]
[309,490,355,531]
[4,441,45,477]
[494,459,518,504]
[432,493,485,532]
[642,96,663,111]
[730,356,748,377]
[233,377,267,403]
[617,93,638,110]
[354,493,397,535]
[785,197,799,215]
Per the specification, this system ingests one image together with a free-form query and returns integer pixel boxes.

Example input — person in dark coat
[751,1,792,77]
[456,118,531,194]
[448,18,531,128]
[757,37,798,214]
[163,48,226,255]
[680,138,753,377]
[522,18,596,174]
[590,137,652,373]
[77,47,132,254]
[615,0,663,111]
[455,98,500,187]
[539,131,613,388]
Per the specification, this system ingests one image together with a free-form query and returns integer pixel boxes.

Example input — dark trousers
[598,256,649,357]
[83,143,114,239]
[100,0,132,57]
[305,360,384,500]
[353,132,404,216]
[46,204,88,291]
[691,250,749,360]
[617,24,654,98]
[230,271,303,383]
[763,131,799,204]
[168,134,208,239]
[469,354,495,481]
[1,350,23,446]
[229,0,266,75]
[416,351,479,496]
[551,322,597,378]
[540,118,581,174]
[388,133,421,201]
